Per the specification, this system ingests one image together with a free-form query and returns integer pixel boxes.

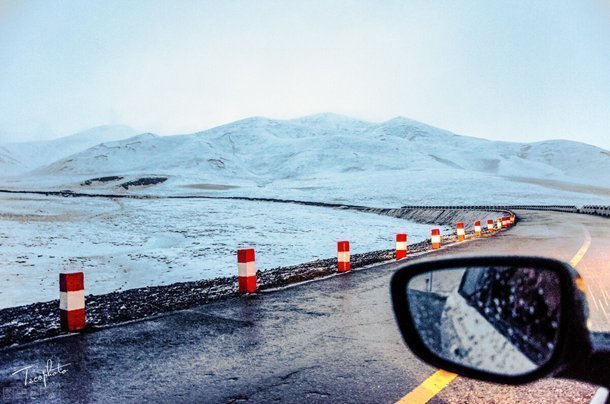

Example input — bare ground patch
[183,183,240,190]
[507,177,610,198]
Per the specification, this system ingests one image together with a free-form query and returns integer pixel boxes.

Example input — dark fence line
[400,205,609,218]
[0,189,606,217]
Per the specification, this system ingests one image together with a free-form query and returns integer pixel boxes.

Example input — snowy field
[0,194,440,309]
[174,169,610,207]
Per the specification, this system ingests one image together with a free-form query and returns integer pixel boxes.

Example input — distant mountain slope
[1,125,138,175]
[36,113,610,190]
[2,113,607,207]
[0,146,27,175]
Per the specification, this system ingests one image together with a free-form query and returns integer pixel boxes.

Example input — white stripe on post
[59,291,85,311]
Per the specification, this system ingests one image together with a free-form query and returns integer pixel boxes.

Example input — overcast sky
[0,1,608,149]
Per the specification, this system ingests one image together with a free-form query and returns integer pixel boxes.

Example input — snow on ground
[217,169,610,207]
[0,193,440,309]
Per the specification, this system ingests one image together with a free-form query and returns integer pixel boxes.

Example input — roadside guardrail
[580,205,610,217]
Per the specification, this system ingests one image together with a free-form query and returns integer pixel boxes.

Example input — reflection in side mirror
[407,266,561,376]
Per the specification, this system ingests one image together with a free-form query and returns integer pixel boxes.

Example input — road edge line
[569,226,592,267]
[396,369,457,403]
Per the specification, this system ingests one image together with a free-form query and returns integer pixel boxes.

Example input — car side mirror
[390,256,592,385]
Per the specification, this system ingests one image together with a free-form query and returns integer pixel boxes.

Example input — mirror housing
[391,256,592,385]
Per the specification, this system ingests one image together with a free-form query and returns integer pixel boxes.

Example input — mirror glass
[407,266,561,375]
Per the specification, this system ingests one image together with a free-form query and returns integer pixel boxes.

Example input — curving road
[410,210,609,403]
[0,210,607,403]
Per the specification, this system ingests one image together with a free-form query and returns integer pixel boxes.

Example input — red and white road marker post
[474,221,482,237]
[456,222,465,241]
[431,229,441,249]
[502,217,509,228]
[396,234,408,260]
[237,248,257,294]
[337,241,350,272]
[59,272,86,332]
[487,219,494,232]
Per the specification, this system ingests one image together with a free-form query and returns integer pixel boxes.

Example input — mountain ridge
[1,114,608,207]
[30,114,609,189]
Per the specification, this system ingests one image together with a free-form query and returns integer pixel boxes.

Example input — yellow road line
[397,370,457,403]
[397,226,592,403]
[569,227,591,267]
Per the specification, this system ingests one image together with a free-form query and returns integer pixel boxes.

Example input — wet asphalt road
[0,210,607,403]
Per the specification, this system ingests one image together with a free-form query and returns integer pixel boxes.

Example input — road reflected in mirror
[407,266,561,376]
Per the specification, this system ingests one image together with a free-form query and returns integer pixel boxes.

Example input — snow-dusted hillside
[0,125,137,175]
[3,114,610,205]
[0,146,26,175]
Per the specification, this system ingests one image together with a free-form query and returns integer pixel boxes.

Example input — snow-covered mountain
[39,114,608,183]
[4,114,609,205]
[0,125,138,175]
